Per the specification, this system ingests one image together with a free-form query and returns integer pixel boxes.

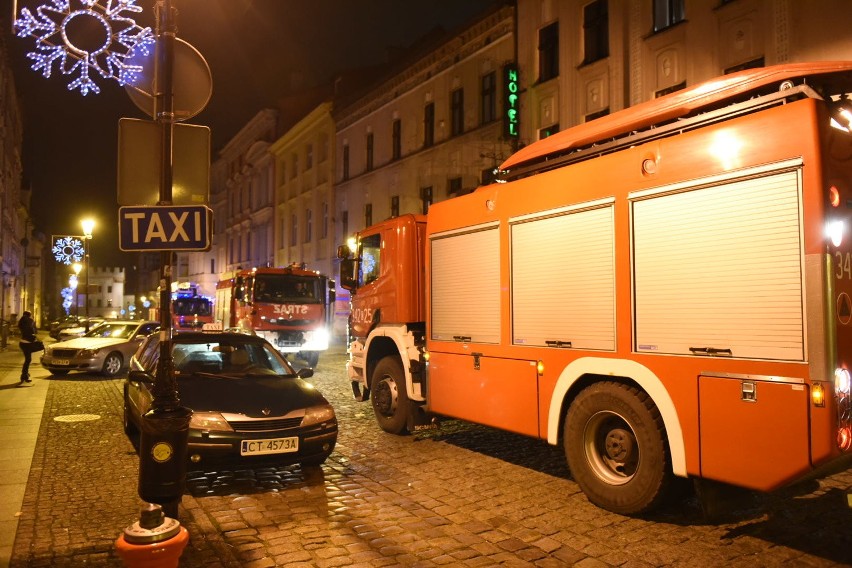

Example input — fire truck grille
[228,417,303,432]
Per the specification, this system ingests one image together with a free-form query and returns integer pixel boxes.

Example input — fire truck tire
[564,381,672,515]
[371,356,410,435]
[302,351,320,367]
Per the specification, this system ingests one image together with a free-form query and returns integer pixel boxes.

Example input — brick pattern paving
[8,348,852,567]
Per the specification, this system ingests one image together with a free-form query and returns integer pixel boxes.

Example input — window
[305,209,313,243]
[279,162,286,185]
[365,203,373,227]
[305,143,313,170]
[481,72,496,124]
[481,167,496,186]
[653,0,685,33]
[342,143,350,180]
[392,119,401,160]
[583,0,609,65]
[451,88,464,136]
[321,202,329,238]
[539,123,560,138]
[319,133,329,162]
[342,210,349,239]
[538,22,559,82]
[585,109,609,121]
[448,177,463,196]
[366,132,374,171]
[655,82,685,98]
[424,102,435,147]
[210,258,215,274]
[291,154,298,179]
[421,186,433,214]
[290,214,298,246]
[724,57,765,75]
[359,233,381,286]
[391,195,400,217]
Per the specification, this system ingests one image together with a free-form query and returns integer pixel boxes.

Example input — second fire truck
[216,264,335,367]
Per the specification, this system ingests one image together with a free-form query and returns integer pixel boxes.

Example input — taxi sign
[119,205,211,251]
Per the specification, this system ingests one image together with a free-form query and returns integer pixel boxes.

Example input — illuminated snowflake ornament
[14,0,155,95]
[52,236,85,264]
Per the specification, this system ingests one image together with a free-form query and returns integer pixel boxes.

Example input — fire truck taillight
[835,368,851,394]
[839,427,852,451]
[812,382,826,407]
[827,220,845,247]
[536,360,544,376]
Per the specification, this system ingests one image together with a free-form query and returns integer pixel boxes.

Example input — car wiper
[184,371,243,380]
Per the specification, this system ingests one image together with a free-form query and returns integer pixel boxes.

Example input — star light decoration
[14,0,155,96]
[52,236,85,265]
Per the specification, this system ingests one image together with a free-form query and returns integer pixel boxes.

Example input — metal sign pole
[137,0,191,521]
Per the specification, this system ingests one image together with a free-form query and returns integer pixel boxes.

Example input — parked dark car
[123,331,337,469]
[42,320,160,376]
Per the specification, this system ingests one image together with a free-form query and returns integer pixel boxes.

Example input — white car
[41,320,160,377]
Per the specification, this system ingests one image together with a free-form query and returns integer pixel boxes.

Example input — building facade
[515,0,852,147]
[270,101,337,279]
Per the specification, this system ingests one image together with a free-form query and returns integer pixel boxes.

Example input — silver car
[41,320,160,377]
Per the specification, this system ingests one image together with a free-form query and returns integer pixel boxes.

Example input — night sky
[5,0,499,266]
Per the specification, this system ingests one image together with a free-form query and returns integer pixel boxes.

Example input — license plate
[53,359,70,366]
[240,437,298,456]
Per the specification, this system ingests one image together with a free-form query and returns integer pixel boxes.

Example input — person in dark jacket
[18,311,37,383]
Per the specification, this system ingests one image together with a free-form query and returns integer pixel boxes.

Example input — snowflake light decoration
[61,286,74,314]
[52,235,85,265]
[14,0,155,96]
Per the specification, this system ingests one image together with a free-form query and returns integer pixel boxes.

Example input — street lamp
[71,263,82,318]
[81,218,95,332]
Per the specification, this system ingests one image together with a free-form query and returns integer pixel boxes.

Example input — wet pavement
[3,344,852,567]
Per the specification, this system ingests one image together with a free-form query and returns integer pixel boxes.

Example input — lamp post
[71,263,82,318]
[81,219,95,332]
[137,0,191,521]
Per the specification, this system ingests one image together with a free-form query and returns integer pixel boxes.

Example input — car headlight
[302,404,336,426]
[79,348,100,358]
[190,412,233,432]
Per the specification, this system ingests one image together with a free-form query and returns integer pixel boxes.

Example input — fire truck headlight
[313,328,330,345]
[835,368,851,394]
[827,220,845,247]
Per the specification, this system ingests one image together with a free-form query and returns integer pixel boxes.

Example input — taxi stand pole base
[135,0,192,523]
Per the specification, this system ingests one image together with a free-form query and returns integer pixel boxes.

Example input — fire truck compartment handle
[545,340,572,348]
[689,346,733,356]
[453,336,472,343]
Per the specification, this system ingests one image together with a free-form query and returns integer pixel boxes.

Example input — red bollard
[115,503,189,568]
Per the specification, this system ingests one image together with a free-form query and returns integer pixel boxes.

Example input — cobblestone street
[6,345,852,567]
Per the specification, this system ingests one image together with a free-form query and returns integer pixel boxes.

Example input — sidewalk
[0,345,49,568]
[0,344,240,567]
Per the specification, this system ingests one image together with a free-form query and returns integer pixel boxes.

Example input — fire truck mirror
[234,277,245,301]
[340,259,357,291]
[337,245,351,259]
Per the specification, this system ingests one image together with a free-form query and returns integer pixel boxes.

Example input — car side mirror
[297,367,314,379]
[128,369,154,384]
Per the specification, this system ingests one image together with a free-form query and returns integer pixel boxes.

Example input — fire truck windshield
[254,275,320,304]
[173,297,212,316]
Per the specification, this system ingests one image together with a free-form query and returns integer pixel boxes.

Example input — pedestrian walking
[18,311,38,383]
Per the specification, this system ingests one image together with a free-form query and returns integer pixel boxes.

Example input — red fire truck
[171,284,214,331]
[216,265,335,367]
[338,62,852,514]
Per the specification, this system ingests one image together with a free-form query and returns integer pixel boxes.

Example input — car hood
[176,375,328,418]
[51,337,130,350]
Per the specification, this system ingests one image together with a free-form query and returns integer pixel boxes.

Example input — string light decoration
[14,0,155,96]
[52,235,85,265]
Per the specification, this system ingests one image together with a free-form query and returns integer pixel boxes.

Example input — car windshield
[172,340,294,377]
[83,322,138,339]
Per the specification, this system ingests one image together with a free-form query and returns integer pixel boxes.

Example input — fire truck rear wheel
[302,351,320,367]
[564,381,672,515]
[371,356,410,435]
